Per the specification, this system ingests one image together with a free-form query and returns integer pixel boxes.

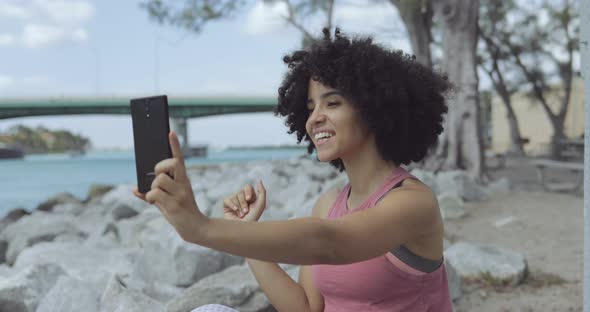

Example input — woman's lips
[316,135,334,147]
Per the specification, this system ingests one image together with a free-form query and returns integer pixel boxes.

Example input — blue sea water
[0,148,307,217]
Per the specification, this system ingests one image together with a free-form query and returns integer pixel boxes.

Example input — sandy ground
[448,156,583,311]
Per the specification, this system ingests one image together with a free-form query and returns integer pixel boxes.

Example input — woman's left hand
[132,131,208,242]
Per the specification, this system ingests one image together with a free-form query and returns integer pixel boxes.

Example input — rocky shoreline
[0,155,529,312]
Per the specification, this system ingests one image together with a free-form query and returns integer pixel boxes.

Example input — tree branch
[281,0,315,42]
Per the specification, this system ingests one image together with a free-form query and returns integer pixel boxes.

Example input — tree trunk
[549,115,567,160]
[503,99,526,156]
[390,0,433,67]
[430,0,486,181]
[480,33,526,157]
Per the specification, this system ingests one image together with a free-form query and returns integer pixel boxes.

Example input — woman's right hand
[223,180,266,222]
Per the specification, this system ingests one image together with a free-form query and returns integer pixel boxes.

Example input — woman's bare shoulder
[311,188,341,219]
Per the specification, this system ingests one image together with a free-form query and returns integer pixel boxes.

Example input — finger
[257,180,266,197]
[237,192,248,214]
[133,187,147,201]
[154,158,178,178]
[244,184,256,202]
[257,180,266,203]
[151,172,176,195]
[231,197,240,210]
[232,197,244,217]
[169,132,187,180]
[145,188,172,206]
[224,198,239,212]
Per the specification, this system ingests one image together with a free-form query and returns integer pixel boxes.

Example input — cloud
[33,0,94,24]
[0,0,94,48]
[0,3,32,19]
[244,2,289,35]
[0,34,16,46]
[22,24,63,48]
[0,75,15,89]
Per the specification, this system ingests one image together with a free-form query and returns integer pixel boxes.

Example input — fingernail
[246,195,250,200]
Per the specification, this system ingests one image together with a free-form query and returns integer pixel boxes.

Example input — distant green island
[0,125,91,154]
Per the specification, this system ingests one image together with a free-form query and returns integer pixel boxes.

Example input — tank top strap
[366,167,417,208]
[326,182,352,218]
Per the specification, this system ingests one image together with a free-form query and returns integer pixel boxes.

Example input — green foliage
[139,0,247,33]
[481,0,579,94]
[140,0,336,47]
[3,125,91,154]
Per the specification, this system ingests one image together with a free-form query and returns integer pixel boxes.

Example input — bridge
[0,96,278,150]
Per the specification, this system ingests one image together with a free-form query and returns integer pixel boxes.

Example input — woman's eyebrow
[307,91,342,103]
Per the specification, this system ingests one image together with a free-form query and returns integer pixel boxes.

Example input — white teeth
[314,132,334,140]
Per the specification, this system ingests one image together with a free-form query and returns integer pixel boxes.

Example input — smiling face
[305,79,372,162]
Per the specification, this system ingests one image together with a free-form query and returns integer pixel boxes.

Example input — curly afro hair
[274,28,452,172]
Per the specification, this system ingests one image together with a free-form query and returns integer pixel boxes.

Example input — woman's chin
[316,152,337,162]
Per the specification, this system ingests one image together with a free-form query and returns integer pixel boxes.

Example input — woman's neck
[341,140,398,203]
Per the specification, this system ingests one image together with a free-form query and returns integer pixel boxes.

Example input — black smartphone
[130,95,172,194]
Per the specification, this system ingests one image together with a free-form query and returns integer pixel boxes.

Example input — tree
[140,0,336,47]
[478,0,527,156]
[389,0,486,181]
[494,0,579,160]
[388,0,433,67]
[140,0,247,33]
[435,0,485,180]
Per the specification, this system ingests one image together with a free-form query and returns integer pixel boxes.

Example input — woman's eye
[328,101,340,106]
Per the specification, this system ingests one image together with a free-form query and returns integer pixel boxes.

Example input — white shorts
[190,304,240,312]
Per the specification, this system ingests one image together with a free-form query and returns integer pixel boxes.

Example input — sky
[0,0,413,150]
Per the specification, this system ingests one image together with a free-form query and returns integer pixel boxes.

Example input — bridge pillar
[170,117,188,151]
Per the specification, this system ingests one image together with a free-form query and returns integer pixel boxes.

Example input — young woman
[134,28,453,312]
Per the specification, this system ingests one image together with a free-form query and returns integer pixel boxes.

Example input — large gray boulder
[167,263,299,312]
[85,184,115,203]
[127,216,243,287]
[0,263,65,312]
[445,261,462,302]
[99,184,152,214]
[117,276,185,304]
[51,202,86,216]
[444,241,528,286]
[485,177,512,197]
[13,242,138,292]
[0,212,86,265]
[437,192,467,220]
[0,264,12,277]
[36,275,99,312]
[0,208,30,235]
[111,203,140,221]
[166,264,299,312]
[99,274,166,312]
[276,174,320,215]
[436,170,488,202]
[36,192,82,212]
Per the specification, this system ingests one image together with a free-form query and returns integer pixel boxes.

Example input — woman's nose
[309,109,326,124]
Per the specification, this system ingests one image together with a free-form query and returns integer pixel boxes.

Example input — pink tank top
[311,166,453,312]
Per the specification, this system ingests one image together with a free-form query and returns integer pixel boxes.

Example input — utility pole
[582,0,590,310]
